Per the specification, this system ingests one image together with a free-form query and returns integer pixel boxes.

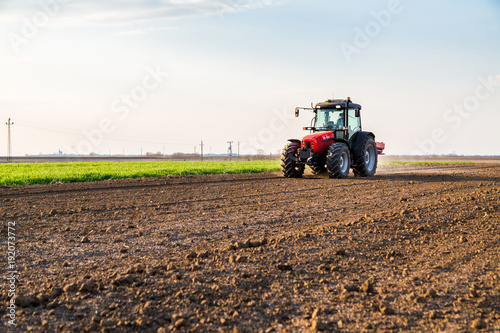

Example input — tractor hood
[301,131,333,153]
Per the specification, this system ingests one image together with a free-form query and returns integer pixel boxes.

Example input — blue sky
[1,0,499,156]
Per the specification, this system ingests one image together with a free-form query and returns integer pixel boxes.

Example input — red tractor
[281,97,385,179]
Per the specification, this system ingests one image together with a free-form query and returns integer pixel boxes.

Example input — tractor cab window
[315,109,345,131]
[348,108,361,137]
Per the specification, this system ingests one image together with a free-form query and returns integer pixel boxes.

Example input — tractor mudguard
[333,138,349,147]
[350,131,375,157]
[285,140,300,162]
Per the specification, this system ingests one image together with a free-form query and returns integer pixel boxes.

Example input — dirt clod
[340,284,359,293]
[380,305,395,315]
[335,249,346,256]
[63,283,78,293]
[14,295,38,307]
[79,279,97,293]
[186,252,197,260]
[276,264,293,271]
[471,319,487,329]
[360,280,375,294]
[311,319,327,331]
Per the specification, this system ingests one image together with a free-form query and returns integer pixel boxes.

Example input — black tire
[280,142,305,178]
[326,143,350,179]
[353,136,377,177]
[310,164,326,176]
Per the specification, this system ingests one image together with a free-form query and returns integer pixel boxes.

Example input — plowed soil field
[1,162,499,332]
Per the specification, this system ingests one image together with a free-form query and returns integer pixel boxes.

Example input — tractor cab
[307,98,362,141]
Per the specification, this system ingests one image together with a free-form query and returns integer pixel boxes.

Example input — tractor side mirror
[355,109,360,117]
[295,108,299,117]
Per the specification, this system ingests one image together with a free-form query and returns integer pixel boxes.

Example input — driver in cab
[334,113,344,129]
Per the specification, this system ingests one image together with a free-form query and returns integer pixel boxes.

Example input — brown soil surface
[1,163,499,332]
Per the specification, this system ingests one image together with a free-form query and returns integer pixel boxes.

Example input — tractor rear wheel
[281,142,304,178]
[326,143,350,179]
[353,136,377,177]
[310,164,326,176]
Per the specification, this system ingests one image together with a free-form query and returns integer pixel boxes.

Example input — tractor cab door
[347,108,361,138]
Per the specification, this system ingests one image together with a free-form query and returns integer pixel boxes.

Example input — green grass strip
[0,160,281,186]
[380,161,475,166]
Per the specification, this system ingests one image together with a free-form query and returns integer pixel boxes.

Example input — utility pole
[237,141,240,158]
[200,141,204,161]
[227,141,233,161]
[6,118,13,163]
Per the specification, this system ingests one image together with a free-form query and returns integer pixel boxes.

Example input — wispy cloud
[115,26,179,36]
[0,0,287,27]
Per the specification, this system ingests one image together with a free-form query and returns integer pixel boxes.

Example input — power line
[6,118,13,163]
[15,120,196,146]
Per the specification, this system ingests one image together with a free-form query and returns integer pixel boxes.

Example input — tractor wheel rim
[340,152,348,173]
[366,146,375,171]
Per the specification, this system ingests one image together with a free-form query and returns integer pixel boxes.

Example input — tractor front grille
[303,141,311,149]
[299,149,312,161]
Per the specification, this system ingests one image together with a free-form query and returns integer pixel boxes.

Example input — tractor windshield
[315,109,345,130]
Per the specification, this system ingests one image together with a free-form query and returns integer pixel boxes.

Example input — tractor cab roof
[315,99,362,110]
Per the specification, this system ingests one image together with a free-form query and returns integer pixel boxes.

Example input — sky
[1,0,499,156]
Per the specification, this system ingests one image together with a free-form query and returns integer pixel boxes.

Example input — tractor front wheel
[281,142,305,178]
[326,143,350,179]
[353,136,377,177]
